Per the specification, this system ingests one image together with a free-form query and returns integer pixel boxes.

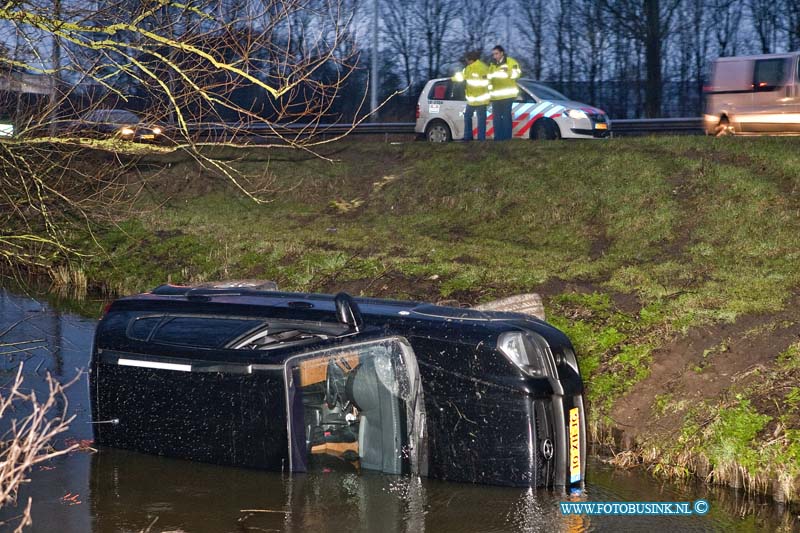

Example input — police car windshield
[519,81,570,101]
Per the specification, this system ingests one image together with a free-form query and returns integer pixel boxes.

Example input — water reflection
[0,287,798,533]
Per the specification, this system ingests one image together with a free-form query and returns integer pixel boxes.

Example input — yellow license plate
[141,134,155,139]
[569,407,581,483]
[595,123,608,130]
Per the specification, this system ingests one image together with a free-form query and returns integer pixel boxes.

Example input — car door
[511,86,540,138]
[426,80,466,139]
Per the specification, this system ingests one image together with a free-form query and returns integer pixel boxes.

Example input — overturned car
[90,284,586,488]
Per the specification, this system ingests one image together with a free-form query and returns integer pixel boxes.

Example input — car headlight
[567,109,588,120]
[120,127,135,136]
[152,127,162,135]
[497,331,558,378]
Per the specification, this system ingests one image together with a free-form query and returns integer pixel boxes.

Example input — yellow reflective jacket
[488,56,521,101]
[452,60,490,105]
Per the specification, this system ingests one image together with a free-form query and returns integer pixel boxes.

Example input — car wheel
[531,118,561,140]
[714,117,733,137]
[425,121,452,143]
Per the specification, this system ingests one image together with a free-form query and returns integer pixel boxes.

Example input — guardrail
[184,121,416,141]
[183,117,706,141]
[609,117,704,136]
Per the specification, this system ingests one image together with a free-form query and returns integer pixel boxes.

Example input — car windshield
[518,81,570,101]
[84,110,140,124]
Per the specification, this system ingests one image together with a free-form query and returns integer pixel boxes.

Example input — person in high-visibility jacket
[488,45,522,141]
[452,50,490,141]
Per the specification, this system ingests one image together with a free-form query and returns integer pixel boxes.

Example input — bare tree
[414,0,455,78]
[780,0,800,50]
[710,0,744,57]
[554,0,577,86]
[0,362,76,532]
[1,0,364,146]
[670,0,710,114]
[0,0,378,271]
[601,0,683,118]
[748,0,781,53]
[514,0,548,80]
[575,0,609,103]
[457,0,504,56]
[382,0,423,89]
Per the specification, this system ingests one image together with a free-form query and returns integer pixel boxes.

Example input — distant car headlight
[120,127,135,136]
[152,127,162,135]
[497,331,558,378]
[567,109,588,120]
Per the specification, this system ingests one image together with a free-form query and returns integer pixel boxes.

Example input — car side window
[429,81,448,101]
[428,81,465,102]
[449,81,465,101]
[133,316,265,348]
[753,58,788,90]
[516,90,535,103]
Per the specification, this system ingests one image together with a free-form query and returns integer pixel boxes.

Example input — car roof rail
[334,292,363,332]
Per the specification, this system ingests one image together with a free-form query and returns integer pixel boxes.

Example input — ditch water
[0,287,797,532]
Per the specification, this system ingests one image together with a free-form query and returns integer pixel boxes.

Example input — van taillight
[101,300,114,316]
[416,104,420,119]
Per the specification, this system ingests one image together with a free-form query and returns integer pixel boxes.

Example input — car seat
[346,356,402,474]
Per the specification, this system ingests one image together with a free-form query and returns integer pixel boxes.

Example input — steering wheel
[325,359,347,409]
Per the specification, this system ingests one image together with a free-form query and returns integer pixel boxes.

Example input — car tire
[714,116,733,137]
[425,120,452,143]
[531,118,561,141]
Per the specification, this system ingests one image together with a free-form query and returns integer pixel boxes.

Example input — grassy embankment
[65,136,800,500]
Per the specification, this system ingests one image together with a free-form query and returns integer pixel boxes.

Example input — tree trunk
[49,0,62,136]
[644,0,662,118]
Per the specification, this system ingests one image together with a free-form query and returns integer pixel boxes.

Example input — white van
[704,52,800,135]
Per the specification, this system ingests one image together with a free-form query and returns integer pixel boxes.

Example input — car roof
[105,285,569,349]
[715,52,799,62]
[82,109,140,122]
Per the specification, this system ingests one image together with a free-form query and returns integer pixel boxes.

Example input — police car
[416,78,611,141]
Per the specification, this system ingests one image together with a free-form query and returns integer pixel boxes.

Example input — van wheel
[425,121,452,143]
[714,117,733,137]
[531,118,561,140]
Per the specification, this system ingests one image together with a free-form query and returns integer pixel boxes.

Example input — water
[0,287,797,532]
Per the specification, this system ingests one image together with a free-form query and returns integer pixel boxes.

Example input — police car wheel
[531,118,561,141]
[425,121,452,143]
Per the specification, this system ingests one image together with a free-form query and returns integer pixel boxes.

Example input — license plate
[595,123,608,130]
[569,407,581,483]
[141,134,155,139]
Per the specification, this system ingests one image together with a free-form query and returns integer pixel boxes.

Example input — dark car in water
[90,284,586,489]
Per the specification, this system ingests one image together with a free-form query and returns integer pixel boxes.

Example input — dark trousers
[464,104,487,140]
[492,98,514,141]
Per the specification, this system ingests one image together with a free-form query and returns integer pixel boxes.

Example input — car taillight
[101,300,115,317]
[416,104,420,119]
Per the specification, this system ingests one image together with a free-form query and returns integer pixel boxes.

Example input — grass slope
[71,136,800,499]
